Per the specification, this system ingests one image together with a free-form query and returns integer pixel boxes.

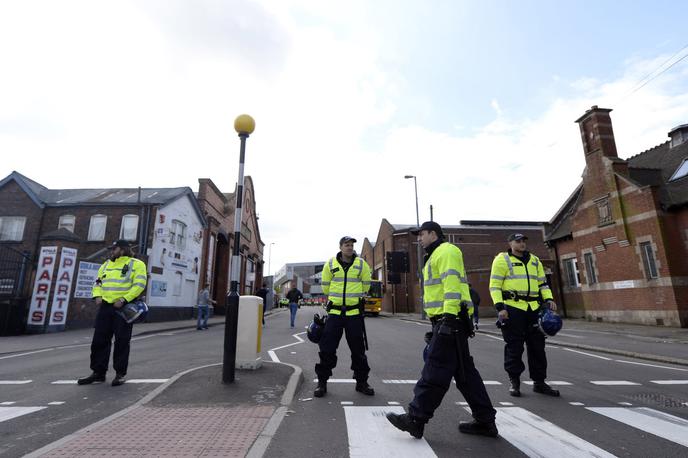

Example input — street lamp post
[223,114,256,384]
[404,175,423,318]
[268,242,275,276]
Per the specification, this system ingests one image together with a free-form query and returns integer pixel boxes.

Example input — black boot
[111,373,127,387]
[509,377,521,397]
[458,420,499,437]
[314,381,327,398]
[355,381,375,396]
[533,381,560,397]
[77,372,105,385]
[386,413,425,439]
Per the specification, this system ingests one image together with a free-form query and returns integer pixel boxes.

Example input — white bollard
[236,295,263,369]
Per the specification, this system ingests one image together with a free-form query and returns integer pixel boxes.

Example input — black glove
[424,331,434,345]
[495,302,506,312]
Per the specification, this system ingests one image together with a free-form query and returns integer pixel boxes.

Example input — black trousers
[315,314,369,382]
[409,322,496,424]
[90,303,134,376]
[501,305,547,381]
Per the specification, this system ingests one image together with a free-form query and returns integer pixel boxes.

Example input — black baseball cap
[339,236,357,245]
[411,221,444,237]
[507,233,528,242]
[109,239,131,249]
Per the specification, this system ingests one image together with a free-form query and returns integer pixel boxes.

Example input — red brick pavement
[39,405,275,457]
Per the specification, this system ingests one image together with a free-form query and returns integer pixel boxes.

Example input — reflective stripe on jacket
[92,256,148,303]
[321,256,371,316]
[422,242,473,318]
[489,251,553,311]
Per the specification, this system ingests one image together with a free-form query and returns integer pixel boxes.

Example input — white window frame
[169,219,187,249]
[58,215,76,233]
[583,252,597,284]
[640,241,659,279]
[87,215,107,241]
[0,217,26,241]
[120,214,139,241]
[563,257,580,287]
[669,158,688,181]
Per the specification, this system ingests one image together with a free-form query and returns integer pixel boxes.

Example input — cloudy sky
[2,0,688,273]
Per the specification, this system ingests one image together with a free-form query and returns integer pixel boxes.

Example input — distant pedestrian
[256,283,269,325]
[469,284,480,330]
[78,240,147,387]
[286,286,303,328]
[197,282,216,330]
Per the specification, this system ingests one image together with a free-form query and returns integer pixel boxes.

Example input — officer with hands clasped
[387,221,498,439]
[77,240,147,387]
[490,233,560,397]
[314,236,374,398]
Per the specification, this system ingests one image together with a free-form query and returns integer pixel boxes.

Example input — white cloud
[1,1,688,272]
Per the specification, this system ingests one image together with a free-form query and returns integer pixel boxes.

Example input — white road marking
[0,406,46,423]
[268,350,279,362]
[344,406,437,457]
[51,380,77,384]
[486,407,616,458]
[0,348,54,360]
[455,401,469,406]
[48,401,66,405]
[267,332,307,363]
[650,380,688,384]
[341,401,354,405]
[0,380,32,385]
[483,381,503,385]
[569,402,585,406]
[556,332,584,339]
[614,360,688,372]
[313,378,356,383]
[499,402,514,406]
[125,379,169,384]
[480,333,503,341]
[564,348,611,361]
[590,381,640,386]
[523,381,572,385]
[618,402,633,406]
[587,407,688,447]
[130,332,176,341]
[382,380,418,384]
[387,401,400,405]
[0,402,17,405]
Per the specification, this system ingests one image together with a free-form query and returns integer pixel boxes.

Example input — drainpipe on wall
[552,241,567,318]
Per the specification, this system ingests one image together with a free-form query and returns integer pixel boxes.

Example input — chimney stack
[575,106,618,159]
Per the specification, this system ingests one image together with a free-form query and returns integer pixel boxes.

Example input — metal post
[412,177,424,319]
[268,242,274,276]
[223,133,248,383]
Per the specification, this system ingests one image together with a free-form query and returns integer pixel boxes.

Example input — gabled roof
[0,171,206,227]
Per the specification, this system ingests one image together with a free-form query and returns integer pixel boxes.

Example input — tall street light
[223,114,255,384]
[268,242,275,276]
[404,175,423,317]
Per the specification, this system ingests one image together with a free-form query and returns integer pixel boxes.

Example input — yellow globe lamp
[234,114,256,135]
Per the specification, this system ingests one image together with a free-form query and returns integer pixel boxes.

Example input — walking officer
[387,221,497,439]
[77,240,147,387]
[314,236,374,398]
[489,233,560,397]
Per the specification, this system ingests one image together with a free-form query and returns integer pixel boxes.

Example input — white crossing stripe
[455,402,468,406]
[499,402,514,406]
[387,402,400,405]
[0,402,17,405]
[126,379,169,384]
[587,407,688,447]
[569,402,585,406]
[617,402,632,406]
[483,381,502,385]
[48,401,66,405]
[0,380,32,385]
[487,407,616,457]
[615,360,688,372]
[51,380,78,384]
[313,378,356,383]
[523,381,572,385]
[564,348,611,361]
[650,380,688,385]
[590,381,640,386]
[341,401,354,405]
[344,406,437,457]
[382,380,418,384]
[0,406,46,423]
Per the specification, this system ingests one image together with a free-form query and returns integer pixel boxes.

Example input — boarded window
[0,217,26,241]
[87,215,107,241]
[640,242,659,279]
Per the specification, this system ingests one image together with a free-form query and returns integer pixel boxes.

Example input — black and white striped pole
[223,114,256,383]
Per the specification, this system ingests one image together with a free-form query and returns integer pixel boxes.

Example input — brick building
[0,171,206,334]
[361,219,554,315]
[546,106,688,327]
[196,177,264,314]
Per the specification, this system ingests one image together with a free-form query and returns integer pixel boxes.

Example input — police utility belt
[502,291,540,302]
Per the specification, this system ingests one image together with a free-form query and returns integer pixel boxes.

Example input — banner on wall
[26,246,58,327]
[74,261,101,298]
[48,247,78,326]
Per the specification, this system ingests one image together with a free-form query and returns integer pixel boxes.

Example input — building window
[58,215,76,233]
[640,242,659,279]
[0,217,26,241]
[669,158,688,181]
[169,220,187,249]
[120,214,139,241]
[563,258,580,287]
[87,215,107,241]
[583,252,597,284]
[596,197,613,226]
[173,271,183,296]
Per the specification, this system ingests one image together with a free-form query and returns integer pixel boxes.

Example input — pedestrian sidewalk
[381,312,688,367]
[26,362,302,458]
[1,308,287,356]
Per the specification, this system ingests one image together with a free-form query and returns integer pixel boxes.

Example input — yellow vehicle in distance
[363,279,383,316]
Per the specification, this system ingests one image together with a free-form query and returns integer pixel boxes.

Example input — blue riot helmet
[538,308,563,336]
[307,313,327,343]
[115,299,149,324]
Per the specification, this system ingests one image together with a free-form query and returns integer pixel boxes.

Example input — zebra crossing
[341,401,688,457]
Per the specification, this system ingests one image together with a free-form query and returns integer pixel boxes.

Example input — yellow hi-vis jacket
[92,256,148,304]
[489,251,553,311]
[321,255,371,316]
[422,242,473,318]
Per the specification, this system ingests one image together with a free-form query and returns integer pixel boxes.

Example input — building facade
[546,106,688,327]
[273,261,325,299]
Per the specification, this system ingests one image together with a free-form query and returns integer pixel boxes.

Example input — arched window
[120,214,139,241]
[88,215,107,241]
[58,215,76,233]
